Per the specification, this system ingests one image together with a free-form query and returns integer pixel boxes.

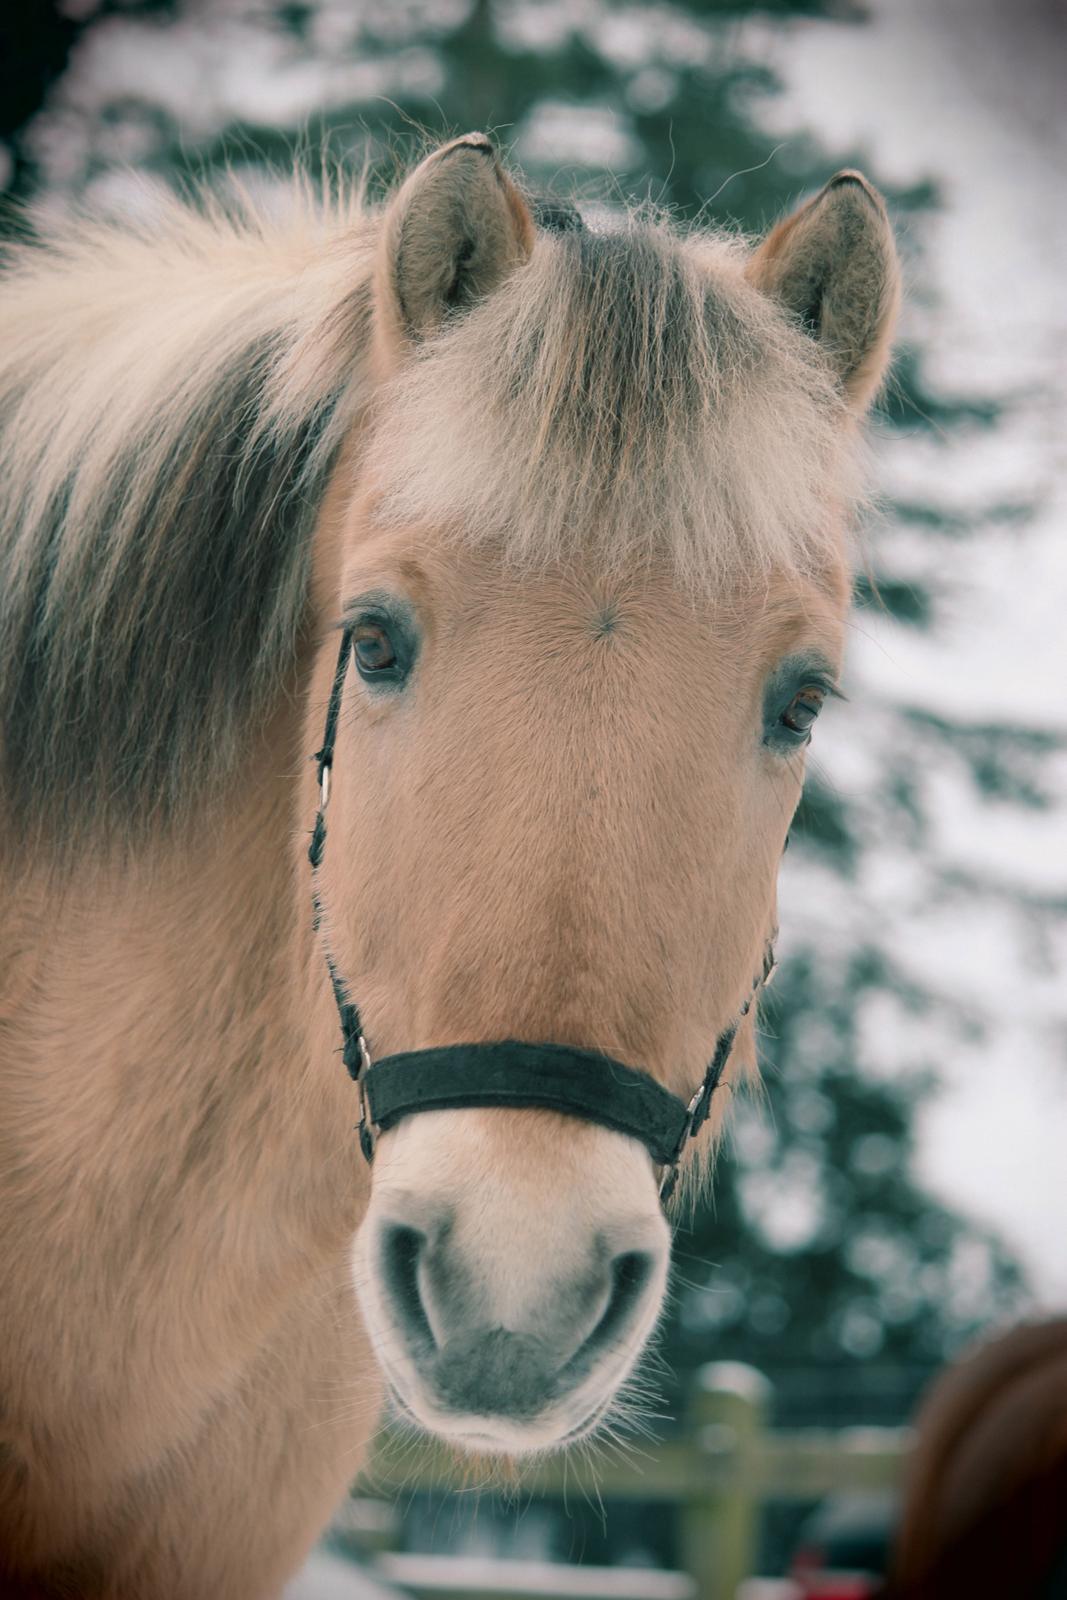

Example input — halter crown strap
[307,623,776,1200]
[308,627,377,1156]
[309,626,353,865]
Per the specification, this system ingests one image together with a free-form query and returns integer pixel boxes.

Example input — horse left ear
[747,171,900,413]
[374,133,535,361]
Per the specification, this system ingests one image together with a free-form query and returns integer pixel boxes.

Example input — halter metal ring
[658,1084,704,1198]
[357,1063,378,1162]
[355,1035,377,1161]
[320,763,332,810]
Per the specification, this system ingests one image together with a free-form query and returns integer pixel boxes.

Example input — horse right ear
[746,171,900,413]
[374,134,534,363]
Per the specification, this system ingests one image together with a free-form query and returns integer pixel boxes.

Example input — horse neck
[5,639,364,1279]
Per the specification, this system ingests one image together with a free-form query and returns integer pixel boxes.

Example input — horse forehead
[441,556,839,662]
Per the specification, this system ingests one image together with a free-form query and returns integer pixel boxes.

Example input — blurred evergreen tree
[8,0,1048,1431]
[0,0,178,202]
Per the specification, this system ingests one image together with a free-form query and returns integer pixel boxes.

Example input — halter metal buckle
[659,1084,704,1199]
[683,1083,703,1130]
[320,762,332,810]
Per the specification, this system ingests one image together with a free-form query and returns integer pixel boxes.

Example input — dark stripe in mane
[0,320,358,853]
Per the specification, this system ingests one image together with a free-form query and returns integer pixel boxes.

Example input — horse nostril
[380,1223,435,1352]
[573,1249,656,1371]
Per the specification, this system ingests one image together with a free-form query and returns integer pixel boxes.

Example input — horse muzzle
[352,1096,672,1454]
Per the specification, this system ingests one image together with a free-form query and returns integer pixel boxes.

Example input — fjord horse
[0,135,898,1595]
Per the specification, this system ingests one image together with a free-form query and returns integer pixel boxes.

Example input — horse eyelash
[805,677,846,703]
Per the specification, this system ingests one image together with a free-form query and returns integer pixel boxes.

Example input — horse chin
[383,1369,617,1459]
[360,1279,656,1460]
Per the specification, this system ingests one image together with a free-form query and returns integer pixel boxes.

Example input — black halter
[309,626,776,1203]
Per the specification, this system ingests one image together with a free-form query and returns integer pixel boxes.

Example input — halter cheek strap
[309,625,777,1203]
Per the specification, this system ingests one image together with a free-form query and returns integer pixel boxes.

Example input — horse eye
[353,623,397,676]
[780,686,826,737]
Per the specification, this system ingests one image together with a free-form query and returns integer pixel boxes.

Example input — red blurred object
[787,1492,894,1599]
[791,1563,881,1600]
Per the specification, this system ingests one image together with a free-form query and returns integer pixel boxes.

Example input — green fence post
[679,1362,771,1600]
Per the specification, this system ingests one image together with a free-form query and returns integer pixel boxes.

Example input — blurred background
[4,1,1063,1593]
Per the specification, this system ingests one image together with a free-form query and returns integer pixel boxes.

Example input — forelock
[365,215,861,591]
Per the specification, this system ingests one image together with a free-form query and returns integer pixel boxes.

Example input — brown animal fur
[0,136,897,1594]
[891,1319,1067,1599]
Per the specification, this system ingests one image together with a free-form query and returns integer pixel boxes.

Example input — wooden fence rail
[340,1363,909,1600]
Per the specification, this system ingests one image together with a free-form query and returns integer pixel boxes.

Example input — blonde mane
[0,182,376,850]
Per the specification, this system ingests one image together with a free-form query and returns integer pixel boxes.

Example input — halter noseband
[310,626,777,1203]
